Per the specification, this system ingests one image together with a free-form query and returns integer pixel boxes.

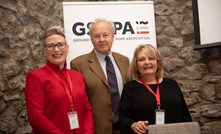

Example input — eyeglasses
[44,42,67,51]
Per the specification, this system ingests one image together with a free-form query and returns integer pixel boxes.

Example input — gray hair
[88,18,115,35]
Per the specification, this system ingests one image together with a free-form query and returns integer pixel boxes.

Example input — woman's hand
[131,121,149,134]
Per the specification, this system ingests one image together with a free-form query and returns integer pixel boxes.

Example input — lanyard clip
[157,105,161,110]
[71,107,75,112]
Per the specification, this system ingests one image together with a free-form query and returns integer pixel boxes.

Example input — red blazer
[24,61,94,134]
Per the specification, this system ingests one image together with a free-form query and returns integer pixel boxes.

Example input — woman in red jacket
[24,26,94,134]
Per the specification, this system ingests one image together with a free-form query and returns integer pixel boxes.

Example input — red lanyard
[139,77,161,106]
[46,66,75,111]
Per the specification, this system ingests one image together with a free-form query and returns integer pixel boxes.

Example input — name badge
[67,111,79,130]
[155,109,165,124]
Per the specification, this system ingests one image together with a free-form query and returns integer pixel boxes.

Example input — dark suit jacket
[70,50,130,134]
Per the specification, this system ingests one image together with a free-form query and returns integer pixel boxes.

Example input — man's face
[90,21,114,56]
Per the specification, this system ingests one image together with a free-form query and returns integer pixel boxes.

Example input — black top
[119,78,192,134]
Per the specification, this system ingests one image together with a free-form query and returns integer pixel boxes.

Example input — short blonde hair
[43,26,65,45]
[129,44,163,80]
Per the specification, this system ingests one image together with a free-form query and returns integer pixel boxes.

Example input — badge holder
[155,106,165,125]
[67,110,79,130]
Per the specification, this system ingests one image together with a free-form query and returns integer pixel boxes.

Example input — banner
[63,1,156,68]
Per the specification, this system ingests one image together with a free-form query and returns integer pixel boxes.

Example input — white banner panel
[63,1,156,68]
[197,0,221,45]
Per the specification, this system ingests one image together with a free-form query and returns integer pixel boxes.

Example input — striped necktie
[105,56,120,113]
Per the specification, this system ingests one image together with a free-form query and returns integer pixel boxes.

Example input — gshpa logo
[136,21,149,34]
[72,21,149,36]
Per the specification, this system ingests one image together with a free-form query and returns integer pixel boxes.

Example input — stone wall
[0,0,221,134]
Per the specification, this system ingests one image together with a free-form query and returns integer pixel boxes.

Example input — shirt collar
[94,49,114,61]
[46,60,67,72]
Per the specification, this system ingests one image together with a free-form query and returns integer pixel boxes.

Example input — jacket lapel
[112,52,127,85]
[88,50,109,87]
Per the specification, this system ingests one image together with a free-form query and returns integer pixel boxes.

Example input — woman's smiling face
[137,50,158,77]
[43,34,69,69]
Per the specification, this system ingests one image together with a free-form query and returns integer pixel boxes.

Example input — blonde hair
[129,44,163,80]
[43,26,65,45]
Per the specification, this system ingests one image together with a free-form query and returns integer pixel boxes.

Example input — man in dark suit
[70,18,130,134]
